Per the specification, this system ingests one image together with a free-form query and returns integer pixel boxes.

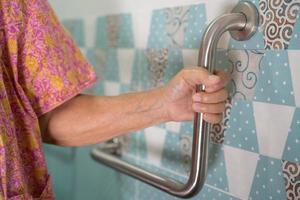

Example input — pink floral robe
[0,0,97,199]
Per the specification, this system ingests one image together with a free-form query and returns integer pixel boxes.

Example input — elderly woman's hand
[163,67,230,124]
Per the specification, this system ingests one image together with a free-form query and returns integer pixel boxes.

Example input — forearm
[41,87,169,146]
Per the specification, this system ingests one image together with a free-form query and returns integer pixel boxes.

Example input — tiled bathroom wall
[47,0,300,199]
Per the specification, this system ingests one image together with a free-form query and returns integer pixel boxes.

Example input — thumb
[181,67,220,87]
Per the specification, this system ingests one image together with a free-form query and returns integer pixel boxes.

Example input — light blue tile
[147,10,169,48]
[183,4,207,49]
[249,155,286,200]
[131,49,150,90]
[95,17,108,48]
[224,101,259,153]
[105,49,120,81]
[289,15,300,49]
[85,49,105,95]
[161,132,187,175]
[282,108,300,164]
[44,145,76,200]
[193,185,239,200]
[254,50,295,106]
[118,14,135,48]
[164,49,183,82]
[73,146,121,200]
[62,19,86,47]
[206,143,229,192]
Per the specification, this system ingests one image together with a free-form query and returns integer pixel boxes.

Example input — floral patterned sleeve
[15,0,97,116]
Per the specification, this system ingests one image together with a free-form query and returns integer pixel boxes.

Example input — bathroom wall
[47,0,300,199]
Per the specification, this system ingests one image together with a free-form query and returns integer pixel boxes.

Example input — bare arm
[39,87,168,146]
[39,67,229,147]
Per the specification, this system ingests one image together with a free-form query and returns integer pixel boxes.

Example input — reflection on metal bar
[91,1,258,198]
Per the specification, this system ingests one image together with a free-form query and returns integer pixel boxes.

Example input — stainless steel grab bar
[91,1,259,198]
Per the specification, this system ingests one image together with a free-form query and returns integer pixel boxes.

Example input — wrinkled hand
[163,67,230,124]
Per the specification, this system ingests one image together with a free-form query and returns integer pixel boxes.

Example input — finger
[192,102,226,114]
[203,113,223,124]
[193,89,228,104]
[205,70,231,93]
[181,67,221,87]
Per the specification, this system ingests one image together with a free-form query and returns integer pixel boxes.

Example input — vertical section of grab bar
[187,13,247,195]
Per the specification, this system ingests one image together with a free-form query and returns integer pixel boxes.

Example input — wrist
[155,86,172,123]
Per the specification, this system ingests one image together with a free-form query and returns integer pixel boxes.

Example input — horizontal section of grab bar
[91,1,258,198]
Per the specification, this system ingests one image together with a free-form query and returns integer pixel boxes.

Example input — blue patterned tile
[161,132,187,176]
[224,101,259,153]
[85,49,106,95]
[164,49,183,82]
[206,144,229,192]
[183,4,207,49]
[105,49,119,81]
[131,49,150,90]
[118,14,135,48]
[254,50,295,106]
[95,17,108,48]
[62,19,86,47]
[147,10,169,48]
[194,185,239,200]
[282,108,300,164]
[249,155,286,200]
[289,14,300,49]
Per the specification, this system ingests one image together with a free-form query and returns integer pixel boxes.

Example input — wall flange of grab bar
[91,1,259,198]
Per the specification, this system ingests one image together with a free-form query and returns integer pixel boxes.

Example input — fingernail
[208,75,221,83]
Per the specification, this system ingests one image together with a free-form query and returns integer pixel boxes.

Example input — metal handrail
[91,1,258,198]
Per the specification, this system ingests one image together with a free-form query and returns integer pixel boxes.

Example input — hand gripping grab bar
[91,1,259,198]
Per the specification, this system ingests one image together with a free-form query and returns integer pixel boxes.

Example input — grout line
[204,184,241,200]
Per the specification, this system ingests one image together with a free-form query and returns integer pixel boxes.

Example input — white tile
[253,101,295,159]
[224,145,259,200]
[288,50,300,107]
[83,15,98,48]
[104,81,121,96]
[117,49,135,84]
[144,127,167,166]
[131,10,152,48]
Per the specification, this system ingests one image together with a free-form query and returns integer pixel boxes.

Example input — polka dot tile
[249,155,286,200]
[229,29,265,50]
[206,143,229,192]
[179,121,193,136]
[164,49,183,82]
[289,12,300,50]
[136,130,148,159]
[131,49,150,90]
[224,100,259,153]
[62,19,86,47]
[254,50,295,106]
[161,132,187,176]
[84,48,106,95]
[105,49,120,81]
[95,16,108,48]
[183,4,207,49]
[194,185,239,200]
[282,108,300,164]
[147,9,169,48]
[118,14,135,48]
